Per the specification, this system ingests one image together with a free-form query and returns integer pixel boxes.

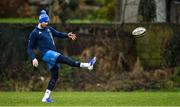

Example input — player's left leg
[42,65,59,103]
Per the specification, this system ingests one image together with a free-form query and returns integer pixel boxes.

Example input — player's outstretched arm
[49,27,68,38]
[32,58,39,67]
[68,32,77,40]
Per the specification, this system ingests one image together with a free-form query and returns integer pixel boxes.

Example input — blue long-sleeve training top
[27,26,68,60]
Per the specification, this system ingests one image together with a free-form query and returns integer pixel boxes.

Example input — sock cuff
[80,63,90,68]
[46,89,51,93]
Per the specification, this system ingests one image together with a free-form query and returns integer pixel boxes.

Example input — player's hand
[68,32,77,40]
[32,58,39,67]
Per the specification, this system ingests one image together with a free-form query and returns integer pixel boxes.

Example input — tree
[0,0,24,17]
[138,0,156,22]
[58,0,79,23]
[93,0,116,21]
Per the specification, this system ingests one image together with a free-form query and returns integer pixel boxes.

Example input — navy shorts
[42,50,60,70]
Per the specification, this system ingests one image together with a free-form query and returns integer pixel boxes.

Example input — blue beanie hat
[39,10,49,23]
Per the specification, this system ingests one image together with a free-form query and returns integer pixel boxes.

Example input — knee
[50,77,58,84]
[50,66,59,81]
[50,72,59,82]
[53,75,58,81]
[50,65,59,71]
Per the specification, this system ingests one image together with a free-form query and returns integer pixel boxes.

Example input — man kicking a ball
[27,10,96,103]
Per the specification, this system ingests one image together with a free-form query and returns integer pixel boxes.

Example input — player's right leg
[87,57,97,70]
[56,55,96,70]
[42,50,96,70]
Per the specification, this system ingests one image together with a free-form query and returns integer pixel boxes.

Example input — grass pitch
[0,91,179,106]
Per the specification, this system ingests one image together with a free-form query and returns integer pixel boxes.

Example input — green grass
[0,18,37,23]
[0,92,180,106]
[0,18,110,24]
[66,19,111,24]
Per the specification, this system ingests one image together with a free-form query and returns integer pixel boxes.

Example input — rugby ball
[132,27,146,36]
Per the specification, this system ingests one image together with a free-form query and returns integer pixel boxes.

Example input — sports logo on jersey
[39,31,42,34]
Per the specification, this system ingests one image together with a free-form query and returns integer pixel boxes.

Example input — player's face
[40,21,48,28]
